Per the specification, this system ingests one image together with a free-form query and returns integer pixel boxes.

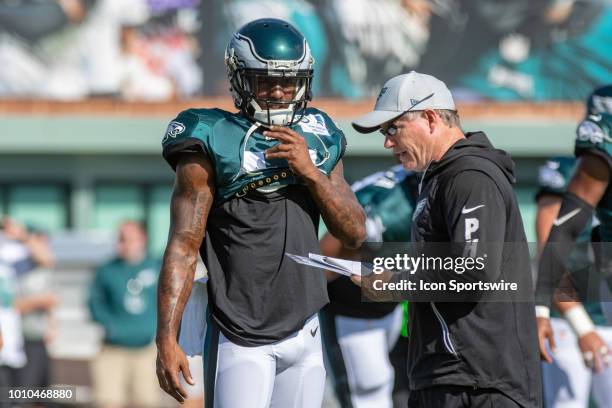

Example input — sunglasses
[379,123,398,137]
[378,93,435,137]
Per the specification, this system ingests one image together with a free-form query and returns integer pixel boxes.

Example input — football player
[536,86,612,405]
[155,18,366,408]
[319,164,419,408]
[536,155,612,406]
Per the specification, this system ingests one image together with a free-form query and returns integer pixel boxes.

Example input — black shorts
[408,385,521,408]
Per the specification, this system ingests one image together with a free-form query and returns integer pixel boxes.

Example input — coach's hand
[537,317,556,364]
[156,338,194,403]
[578,331,610,373]
[264,126,319,180]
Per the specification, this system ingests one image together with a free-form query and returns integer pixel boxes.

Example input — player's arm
[534,192,563,361]
[535,194,562,252]
[536,154,609,310]
[156,153,215,403]
[265,126,366,248]
[306,160,366,248]
[535,191,608,368]
[535,154,609,363]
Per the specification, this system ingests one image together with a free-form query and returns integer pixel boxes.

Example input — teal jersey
[88,257,160,347]
[162,107,346,206]
[352,165,418,243]
[575,112,612,242]
[536,156,577,199]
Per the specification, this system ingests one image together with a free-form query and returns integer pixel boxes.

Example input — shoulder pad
[161,108,227,169]
[352,165,409,193]
[575,113,612,170]
[537,156,576,194]
[298,107,343,137]
[162,109,226,146]
[296,107,347,166]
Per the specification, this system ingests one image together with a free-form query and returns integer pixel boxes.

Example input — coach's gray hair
[402,109,461,128]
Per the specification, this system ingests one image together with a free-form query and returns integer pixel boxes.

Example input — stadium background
[0,0,610,406]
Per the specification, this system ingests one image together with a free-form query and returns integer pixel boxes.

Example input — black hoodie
[405,132,542,407]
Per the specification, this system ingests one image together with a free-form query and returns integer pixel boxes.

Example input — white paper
[309,253,362,276]
[285,253,350,276]
[286,253,369,277]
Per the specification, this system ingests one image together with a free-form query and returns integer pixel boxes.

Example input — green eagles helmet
[224,18,314,127]
[587,85,612,115]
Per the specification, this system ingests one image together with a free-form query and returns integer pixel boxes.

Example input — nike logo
[553,208,581,226]
[461,204,485,214]
[310,327,319,337]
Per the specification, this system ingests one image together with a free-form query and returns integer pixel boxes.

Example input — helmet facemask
[243,69,312,126]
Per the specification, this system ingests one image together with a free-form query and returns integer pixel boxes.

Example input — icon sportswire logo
[461,204,485,214]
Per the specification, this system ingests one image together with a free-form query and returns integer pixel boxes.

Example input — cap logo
[410,98,419,106]
[376,87,388,102]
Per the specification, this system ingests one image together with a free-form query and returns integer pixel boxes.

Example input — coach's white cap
[352,71,456,134]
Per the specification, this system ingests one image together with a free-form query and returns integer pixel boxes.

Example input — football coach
[350,72,542,407]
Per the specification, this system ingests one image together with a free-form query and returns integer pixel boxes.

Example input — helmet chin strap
[253,107,294,126]
[250,84,307,126]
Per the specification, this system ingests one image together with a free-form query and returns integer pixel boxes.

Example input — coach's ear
[422,109,437,134]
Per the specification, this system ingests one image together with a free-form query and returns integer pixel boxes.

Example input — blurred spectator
[119,0,202,100]
[0,0,152,99]
[119,25,176,101]
[81,0,151,97]
[0,256,25,388]
[311,0,430,97]
[0,0,92,99]
[0,217,53,388]
[0,0,202,100]
[88,221,161,408]
[0,0,87,43]
[11,226,57,393]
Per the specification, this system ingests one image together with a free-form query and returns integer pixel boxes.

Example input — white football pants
[204,314,326,408]
[542,317,612,408]
[321,305,403,408]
